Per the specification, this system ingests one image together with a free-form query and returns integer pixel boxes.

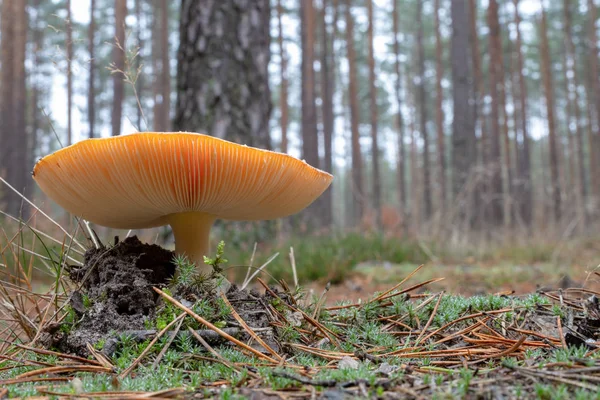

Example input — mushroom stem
[167,212,217,274]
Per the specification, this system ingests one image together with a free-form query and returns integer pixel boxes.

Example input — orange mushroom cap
[33,132,333,271]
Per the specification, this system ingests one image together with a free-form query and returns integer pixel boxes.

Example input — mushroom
[33,132,333,275]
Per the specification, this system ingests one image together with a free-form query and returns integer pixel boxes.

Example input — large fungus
[33,132,333,275]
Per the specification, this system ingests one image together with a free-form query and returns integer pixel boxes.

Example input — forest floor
[1,233,600,399]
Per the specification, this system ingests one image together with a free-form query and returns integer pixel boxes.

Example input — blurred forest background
[1,0,600,255]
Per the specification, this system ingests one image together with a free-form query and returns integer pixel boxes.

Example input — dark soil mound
[41,236,286,358]
[41,236,176,355]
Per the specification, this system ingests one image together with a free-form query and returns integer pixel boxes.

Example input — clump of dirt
[40,236,290,358]
[41,236,176,355]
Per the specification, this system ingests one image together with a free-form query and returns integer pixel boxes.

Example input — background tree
[451,0,475,225]
[174,1,271,148]
[111,0,127,136]
[415,0,432,220]
[539,4,561,222]
[486,0,504,226]
[345,1,364,226]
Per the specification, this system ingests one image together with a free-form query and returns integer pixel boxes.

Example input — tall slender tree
[512,0,532,226]
[300,0,321,224]
[320,0,336,228]
[433,0,446,214]
[345,1,364,225]
[451,0,475,223]
[416,0,432,220]
[152,0,170,131]
[277,0,289,153]
[587,0,600,203]
[0,0,28,215]
[111,0,127,136]
[392,0,407,231]
[539,4,561,222]
[468,0,487,227]
[563,0,586,219]
[367,0,382,230]
[494,5,512,228]
[66,0,73,145]
[134,0,144,130]
[88,0,96,138]
[486,0,504,225]
[1,0,15,191]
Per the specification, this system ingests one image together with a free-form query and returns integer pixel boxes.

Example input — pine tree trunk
[367,0,381,231]
[0,0,28,215]
[562,0,586,218]
[345,1,364,225]
[300,0,321,225]
[487,0,504,226]
[160,0,170,130]
[134,0,144,130]
[451,0,476,224]
[416,0,432,220]
[174,0,271,148]
[320,0,336,228]
[0,0,15,197]
[468,0,487,228]
[66,0,73,145]
[30,0,42,173]
[512,0,532,226]
[88,0,96,138]
[539,6,561,223]
[494,10,512,228]
[393,0,407,233]
[277,0,288,153]
[111,0,127,136]
[434,0,446,215]
[587,0,600,204]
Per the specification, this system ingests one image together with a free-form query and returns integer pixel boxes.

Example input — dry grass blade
[480,336,526,359]
[16,365,113,379]
[219,293,283,362]
[153,286,279,363]
[119,312,186,379]
[369,264,425,304]
[13,343,103,366]
[152,314,185,369]
[414,291,444,345]
[0,176,85,251]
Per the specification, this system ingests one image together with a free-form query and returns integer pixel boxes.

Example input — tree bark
[277,0,288,153]
[66,0,73,145]
[0,0,28,215]
[393,0,407,232]
[111,0,127,136]
[562,0,586,222]
[174,0,271,148]
[433,0,446,215]
[134,0,144,130]
[88,0,96,138]
[587,0,600,204]
[0,0,15,195]
[468,0,486,228]
[160,0,170,130]
[367,0,381,230]
[539,5,561,223]
[320,0,336,228]
[300,0,321,225]
[345,1,364,225]
[451,0,476,223]
[493,7,511,228]
[416,0,432,220]
[486,0,504,226]
[512,0,532,226]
